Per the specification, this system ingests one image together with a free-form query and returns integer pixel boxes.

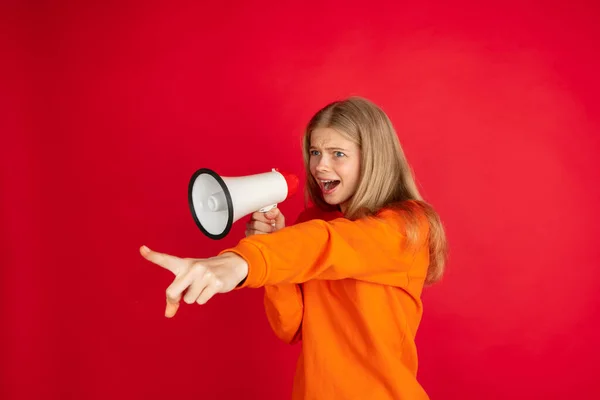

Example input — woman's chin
[323,194,349,208]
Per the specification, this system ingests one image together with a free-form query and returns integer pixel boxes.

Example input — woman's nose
[315,156,330,171]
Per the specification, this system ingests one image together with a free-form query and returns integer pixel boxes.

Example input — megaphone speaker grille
[188,168,234,240]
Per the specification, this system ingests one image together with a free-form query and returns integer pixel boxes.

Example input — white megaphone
[188,168,299,239]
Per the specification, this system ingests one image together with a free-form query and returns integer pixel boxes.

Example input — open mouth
[320,179,340,193]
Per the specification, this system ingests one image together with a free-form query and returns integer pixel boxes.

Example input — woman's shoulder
[377,199,428,217]
[375,200,431,233]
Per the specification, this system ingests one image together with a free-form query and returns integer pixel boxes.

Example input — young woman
[141,96,448,399]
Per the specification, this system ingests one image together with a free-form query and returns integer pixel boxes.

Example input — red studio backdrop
[2,1,599,399]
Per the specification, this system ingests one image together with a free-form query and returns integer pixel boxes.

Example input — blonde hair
[302,96,448,285]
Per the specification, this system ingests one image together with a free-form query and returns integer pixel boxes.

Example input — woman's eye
[335,151,345,157]
[310,150,320,156]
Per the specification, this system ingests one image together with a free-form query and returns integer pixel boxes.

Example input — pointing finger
[140,245,179,275]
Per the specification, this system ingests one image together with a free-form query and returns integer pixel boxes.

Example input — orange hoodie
[222,203,431,400]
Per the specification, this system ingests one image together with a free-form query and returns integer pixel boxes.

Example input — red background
[2,1,600,399]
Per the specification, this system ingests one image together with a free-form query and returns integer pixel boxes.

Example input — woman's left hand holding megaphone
[246,207,286,236]
[139,245,248,318]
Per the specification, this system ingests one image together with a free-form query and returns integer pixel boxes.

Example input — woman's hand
[245,207,285,237]
[140,245,248,318]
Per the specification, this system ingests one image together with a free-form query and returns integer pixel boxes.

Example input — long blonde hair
[302,96,447,285]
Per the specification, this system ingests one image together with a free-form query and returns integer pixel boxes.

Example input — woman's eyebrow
[310,146,350,151]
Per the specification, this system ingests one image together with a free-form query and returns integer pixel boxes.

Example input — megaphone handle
[259,204,277,213]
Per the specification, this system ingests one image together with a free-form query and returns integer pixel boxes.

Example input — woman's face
[309,127,361,213]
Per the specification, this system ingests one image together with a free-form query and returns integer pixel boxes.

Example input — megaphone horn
[188,168,299,240]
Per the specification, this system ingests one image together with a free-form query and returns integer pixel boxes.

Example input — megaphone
[188,168,299,240]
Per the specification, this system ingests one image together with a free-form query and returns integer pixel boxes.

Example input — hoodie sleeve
[261,208,320,344]
[222,206,430,289]
[263,283,304,344]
